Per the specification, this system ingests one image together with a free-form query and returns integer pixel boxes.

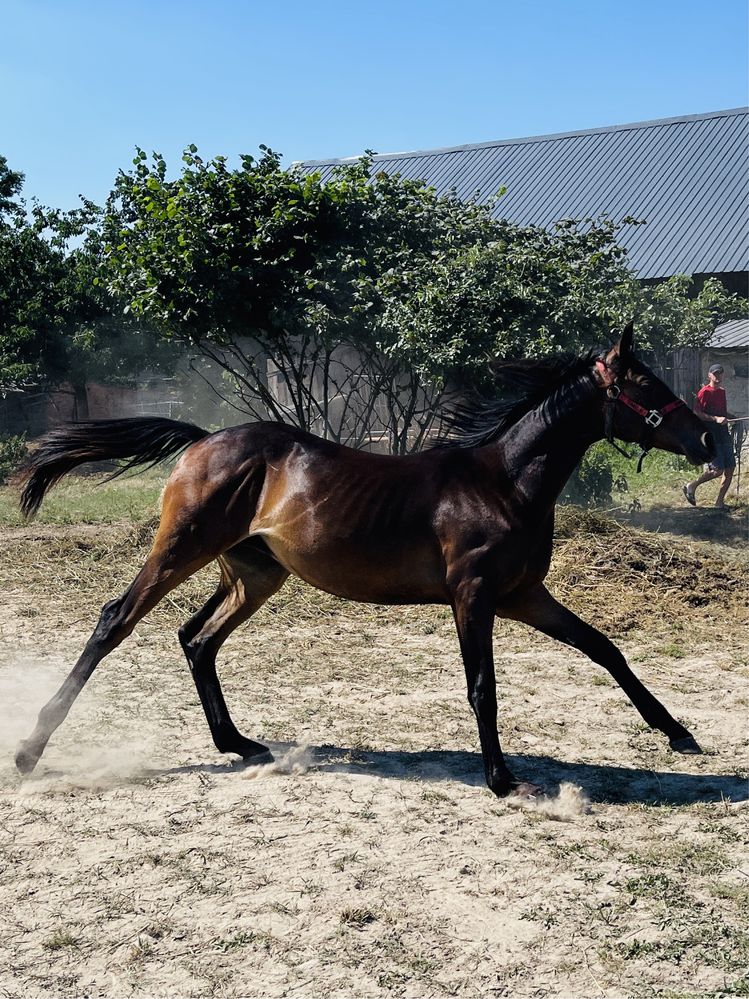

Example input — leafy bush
[562,448,614,507]
[101,149,745,452]
[0,434,27,484]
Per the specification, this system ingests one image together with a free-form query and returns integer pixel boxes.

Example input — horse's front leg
[451,576,542,798]
[499,584,701,754]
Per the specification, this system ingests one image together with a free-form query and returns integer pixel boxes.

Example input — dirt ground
[0,510,747,999]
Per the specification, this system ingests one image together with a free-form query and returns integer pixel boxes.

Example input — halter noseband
[595,359,686,472]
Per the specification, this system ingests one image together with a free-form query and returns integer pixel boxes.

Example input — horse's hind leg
[499,584,701,753]
[178,539,288,763]
[15,526,228,775]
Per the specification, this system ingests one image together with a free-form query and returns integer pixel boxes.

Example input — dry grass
[0,497,747,998]
[1,504,745,642]
[550,507,749,636]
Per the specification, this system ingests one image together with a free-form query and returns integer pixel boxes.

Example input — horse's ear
[615,322,635,361]
[605,321,635,371]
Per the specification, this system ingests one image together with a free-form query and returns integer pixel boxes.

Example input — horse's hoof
[15,742,40,775]
[670,735,703,755]
[242,748,274,766]
[511,782,544,799]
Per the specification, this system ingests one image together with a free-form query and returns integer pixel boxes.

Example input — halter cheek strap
[597,360,686,472]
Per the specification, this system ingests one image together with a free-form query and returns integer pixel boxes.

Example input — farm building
[301,108,748,290]
[301,107,749,412]
[4,109,746,438]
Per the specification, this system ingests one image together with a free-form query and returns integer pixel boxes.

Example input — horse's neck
[494,386,604,507]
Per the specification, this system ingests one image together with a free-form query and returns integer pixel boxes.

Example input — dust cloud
[507,780,592,820]
[242,742,314,780]
[0,660,159,794]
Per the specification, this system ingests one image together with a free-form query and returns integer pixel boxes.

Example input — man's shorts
[708,428,736,472]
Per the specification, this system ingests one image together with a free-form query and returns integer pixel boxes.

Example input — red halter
[595,358,685,428]
[607,384,685,429]
[594,358,686,471]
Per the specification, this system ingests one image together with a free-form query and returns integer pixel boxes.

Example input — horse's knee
[181,633,217,674]
[89,595,132,651]
[468,675,496,716]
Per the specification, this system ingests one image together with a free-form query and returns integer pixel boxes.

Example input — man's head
[708,364,724,386]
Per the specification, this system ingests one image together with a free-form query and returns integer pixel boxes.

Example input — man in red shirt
[683,364,736,509]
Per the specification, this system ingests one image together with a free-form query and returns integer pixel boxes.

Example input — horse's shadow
[163,743,748,807]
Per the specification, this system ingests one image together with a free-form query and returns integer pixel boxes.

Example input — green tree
[103,147,502,448]
[376,216,641,386]
[628,273,744,354]
[0,157,69,388]
[0,157,181,415]
[378,218,745,386]
[102,148,745,451]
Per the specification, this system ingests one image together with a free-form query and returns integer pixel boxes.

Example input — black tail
[18,417,211,520]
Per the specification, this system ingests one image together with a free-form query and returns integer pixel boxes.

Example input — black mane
[435,351,598,449]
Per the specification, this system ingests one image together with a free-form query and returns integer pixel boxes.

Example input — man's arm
[694,391,728,425]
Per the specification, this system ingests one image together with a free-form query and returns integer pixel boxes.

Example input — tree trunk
[72,383,89,420]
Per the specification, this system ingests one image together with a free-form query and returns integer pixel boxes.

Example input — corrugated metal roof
[711,318,749,348]
[298,109,749,281]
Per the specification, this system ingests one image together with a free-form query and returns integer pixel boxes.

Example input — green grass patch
[723,977,749,997]
[615,924,749,973]
[42,927,80,951]
[214,931,256,952]
[0,470,167,526]
[627,841,731,876]
[624,873,689,906]
[590,441,696,506]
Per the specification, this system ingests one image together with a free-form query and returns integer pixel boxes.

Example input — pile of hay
[549,507,748,633]
[1,509,745,638]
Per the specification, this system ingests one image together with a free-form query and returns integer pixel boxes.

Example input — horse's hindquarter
[248,440,448,603]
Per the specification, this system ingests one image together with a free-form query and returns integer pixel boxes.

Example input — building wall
[703,348,749,417]
[0,379,185,438]
[668,347,748,415]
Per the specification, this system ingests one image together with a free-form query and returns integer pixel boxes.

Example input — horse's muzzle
[681,431,714,465]
[694,431,714,464]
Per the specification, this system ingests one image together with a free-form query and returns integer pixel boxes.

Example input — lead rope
[733,421,745,497]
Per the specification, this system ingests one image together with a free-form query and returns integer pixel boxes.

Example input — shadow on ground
[158,742,749,807]
[613,502,749,547]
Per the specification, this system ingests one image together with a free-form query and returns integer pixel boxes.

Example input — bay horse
[14,326,713,797]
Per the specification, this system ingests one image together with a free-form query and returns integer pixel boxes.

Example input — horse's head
[595,323,714,465]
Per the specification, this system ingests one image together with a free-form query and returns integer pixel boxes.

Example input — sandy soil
[0,523,747,999]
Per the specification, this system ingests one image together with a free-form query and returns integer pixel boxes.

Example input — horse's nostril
[702,431,714,454]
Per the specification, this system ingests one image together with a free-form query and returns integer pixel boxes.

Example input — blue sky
[3,0,748,211]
